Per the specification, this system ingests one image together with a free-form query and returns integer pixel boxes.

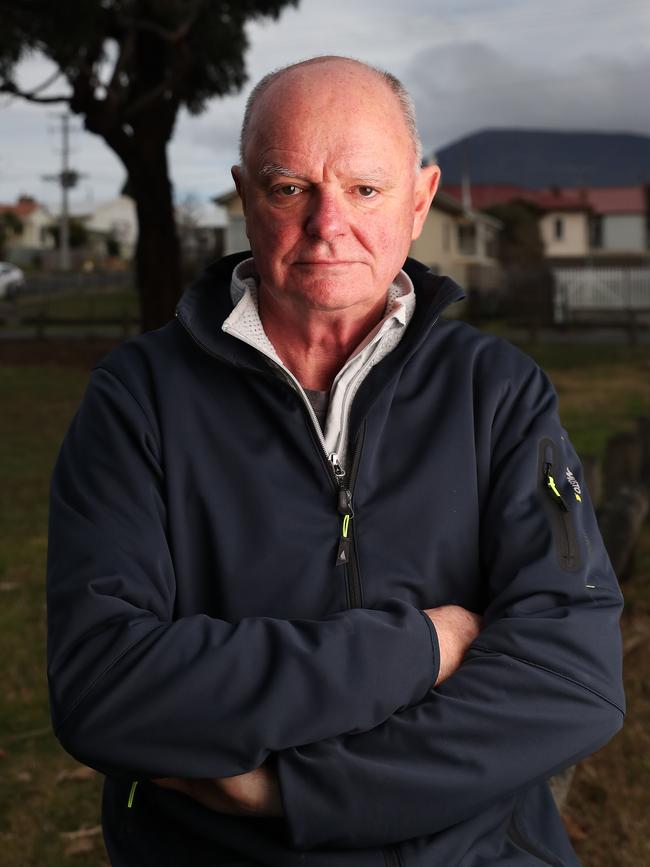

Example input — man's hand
[153,762,283,817]
[152,607,479,816]
[424,604,481,686]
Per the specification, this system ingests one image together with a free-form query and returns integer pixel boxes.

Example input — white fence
[553,267,650,323]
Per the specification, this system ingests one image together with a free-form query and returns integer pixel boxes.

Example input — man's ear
[231,165,246,213]
[411,164,441,241]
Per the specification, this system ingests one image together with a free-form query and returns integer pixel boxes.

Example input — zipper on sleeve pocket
[539,438,580,573]
[127,780,139,809]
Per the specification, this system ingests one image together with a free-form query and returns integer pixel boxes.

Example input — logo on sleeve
[565,467,582,502]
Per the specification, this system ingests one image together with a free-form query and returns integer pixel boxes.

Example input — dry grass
[564,527,650,865]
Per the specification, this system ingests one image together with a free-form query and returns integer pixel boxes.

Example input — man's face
[233,62,439,316]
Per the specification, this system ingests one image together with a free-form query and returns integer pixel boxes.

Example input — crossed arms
[152,605,482,816]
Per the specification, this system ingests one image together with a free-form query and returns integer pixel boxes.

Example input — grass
[0,333,648,866]
[564,529,650,867]
[14,288,138,318]
[1,288,140,342]
[519,343,650,462]
[0,360,107,866]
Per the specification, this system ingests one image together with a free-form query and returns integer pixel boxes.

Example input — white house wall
[85,196,138,254]
[11,207,54,250]
[540,211,589,257]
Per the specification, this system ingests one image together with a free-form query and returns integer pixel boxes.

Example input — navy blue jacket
[47,254,624,866]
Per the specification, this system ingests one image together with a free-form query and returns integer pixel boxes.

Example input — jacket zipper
[540,439,579,572]
[176,310,368,607]
[332,423,366,609]
[262,359,367,609]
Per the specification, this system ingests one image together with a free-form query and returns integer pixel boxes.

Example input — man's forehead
[242,62,415,173]
[246,115,410,175]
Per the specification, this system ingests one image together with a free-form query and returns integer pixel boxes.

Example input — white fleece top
[222,257,416,475]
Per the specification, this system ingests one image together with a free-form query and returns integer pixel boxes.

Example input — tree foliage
[482,200,545,267]
[0,211,24,259]
[48,217,89,249]
[0,0,297,329]
[483,201,554,328]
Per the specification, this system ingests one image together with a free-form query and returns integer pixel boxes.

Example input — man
[47,57,624,866]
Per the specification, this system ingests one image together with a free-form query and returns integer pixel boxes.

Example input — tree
[482,201,545,268]
[48,217,89,249]
[483,200,554,331]
[0,0,296,330]
[0,211,23,259]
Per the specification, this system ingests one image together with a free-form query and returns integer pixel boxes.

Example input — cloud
[404,42,650,153]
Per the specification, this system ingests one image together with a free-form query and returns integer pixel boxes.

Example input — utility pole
[43,112,83,271]
[60,112,71,271]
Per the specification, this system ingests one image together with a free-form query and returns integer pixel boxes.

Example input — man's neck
[259,290,387,391]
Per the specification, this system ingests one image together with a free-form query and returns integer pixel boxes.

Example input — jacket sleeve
[46,366,437,780]
[276,361,625,849]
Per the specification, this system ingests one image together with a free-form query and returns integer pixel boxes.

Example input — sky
[1,0,649,212]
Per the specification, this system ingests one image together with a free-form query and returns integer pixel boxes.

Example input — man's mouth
[294,260,357,266]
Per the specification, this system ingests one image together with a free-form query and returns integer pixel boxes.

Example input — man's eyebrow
[257,164,393,187]
[353,171,393,187]
[258,163,308,180]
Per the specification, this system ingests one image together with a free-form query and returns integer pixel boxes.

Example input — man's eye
[356,186,377,198]
[274,185,302,197]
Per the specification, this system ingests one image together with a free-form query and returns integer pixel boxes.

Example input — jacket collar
[175,252,464,374]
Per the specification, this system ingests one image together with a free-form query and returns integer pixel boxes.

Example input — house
[442,183,649,263]
[0,195,55,262]
[214,190,248,255]
[81,195,138,259]
[215,188,502,295]
[176,200,227,266]
[443,183,650,323]
[408,190,501,292]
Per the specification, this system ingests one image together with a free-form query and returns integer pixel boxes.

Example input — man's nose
[304,190,347,241]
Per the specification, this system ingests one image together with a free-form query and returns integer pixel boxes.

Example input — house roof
[441,184,532,210]
[441,183,647,215]
[214,190,239,206]
[578,186,646,214]
[0,196,45,218]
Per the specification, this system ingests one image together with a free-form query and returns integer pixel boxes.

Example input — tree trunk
[598,486,649,581]
[124,135,183,332]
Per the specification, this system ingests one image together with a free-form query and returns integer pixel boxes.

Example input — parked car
[0,261,25,299]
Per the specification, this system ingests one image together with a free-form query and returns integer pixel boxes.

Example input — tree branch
[124,81,169,120]
[0,80,70,104]
[107,26,136,101]
[119,0,204,44]
[25,67,64,96]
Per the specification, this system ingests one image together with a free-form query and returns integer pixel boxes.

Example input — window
[485,229,498,259]
[458,224,477,256]
[554,217,564,241]
[590,216,603,249]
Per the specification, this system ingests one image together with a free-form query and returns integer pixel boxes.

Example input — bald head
[239,56,423,173]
